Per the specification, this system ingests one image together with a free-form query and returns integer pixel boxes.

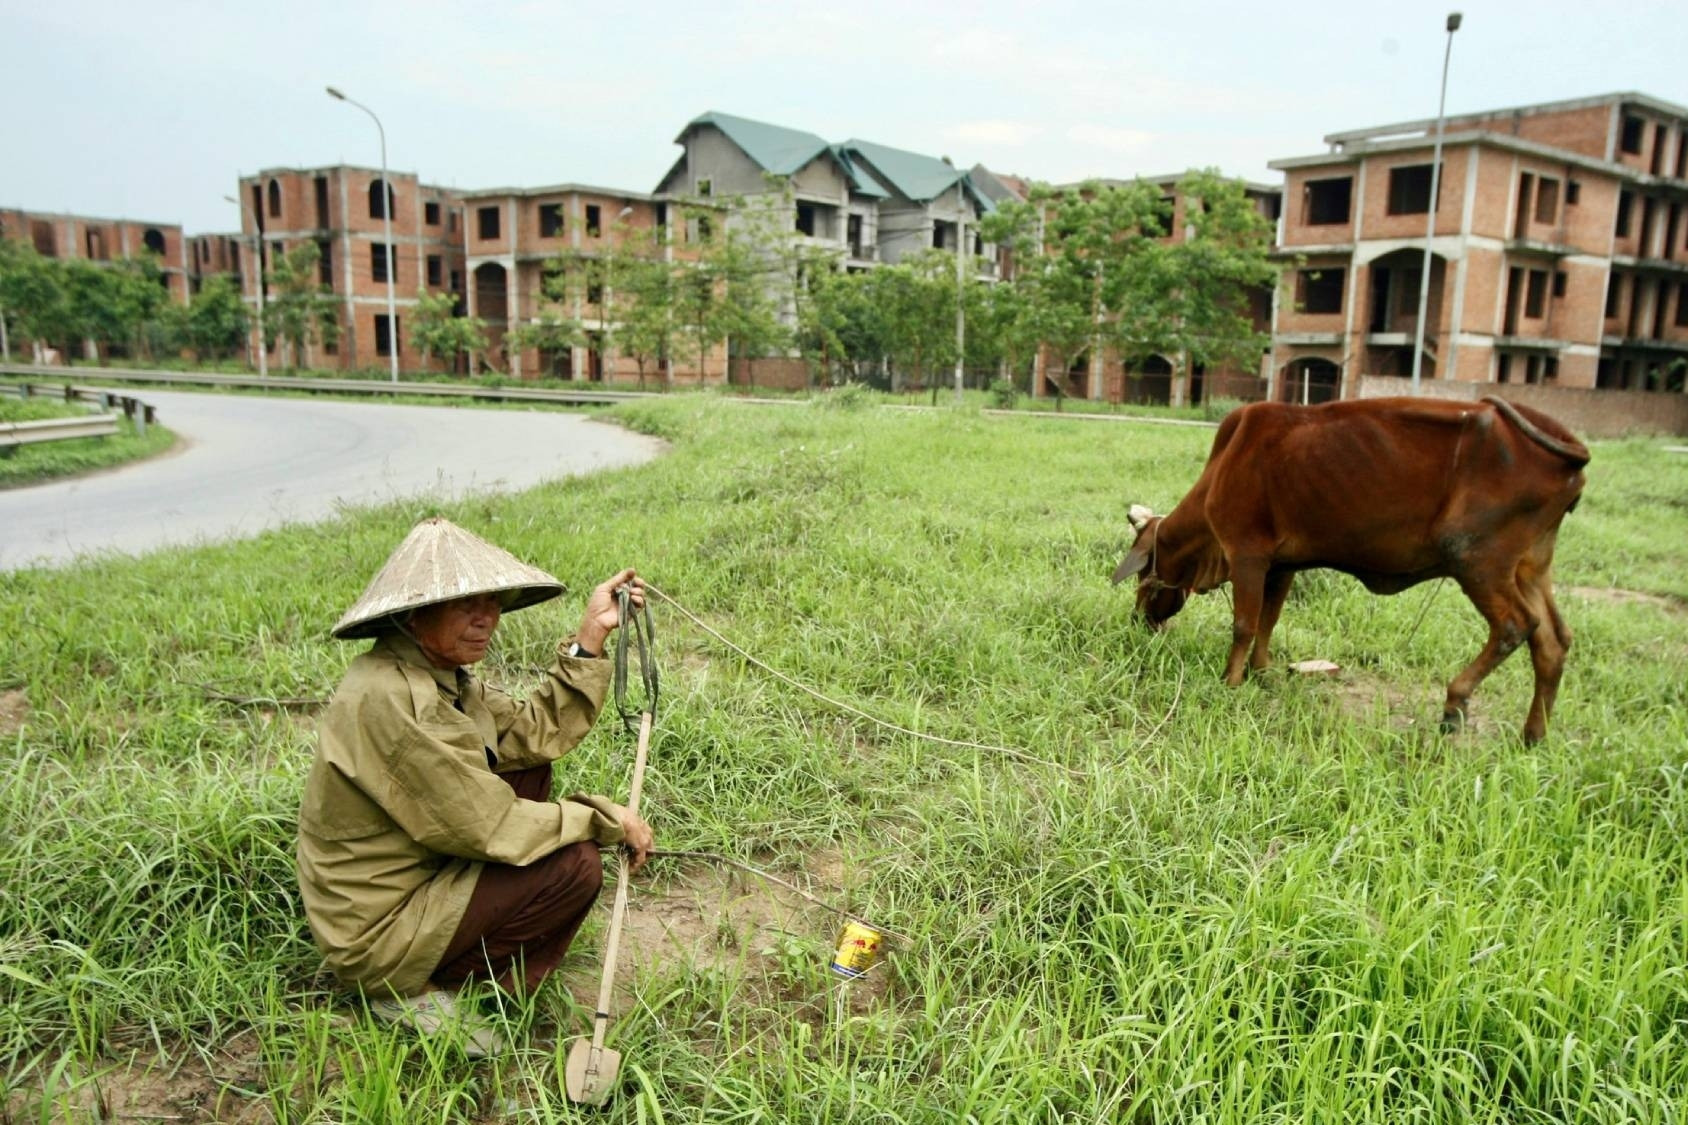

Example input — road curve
[0,390,664,569]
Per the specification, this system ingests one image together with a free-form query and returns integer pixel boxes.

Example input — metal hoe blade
[564,1039,621,1106]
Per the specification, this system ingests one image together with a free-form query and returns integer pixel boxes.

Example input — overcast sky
[4,0,1684,235]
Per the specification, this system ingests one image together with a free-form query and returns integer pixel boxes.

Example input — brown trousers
[429,764,605,994]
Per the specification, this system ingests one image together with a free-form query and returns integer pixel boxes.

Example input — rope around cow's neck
[639,581,1085,778]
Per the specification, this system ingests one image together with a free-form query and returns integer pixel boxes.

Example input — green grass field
[2,398,1685,1122]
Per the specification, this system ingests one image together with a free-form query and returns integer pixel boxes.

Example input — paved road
[0,391,664,569]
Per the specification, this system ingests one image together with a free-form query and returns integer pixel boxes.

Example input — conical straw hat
[332,517,565,639]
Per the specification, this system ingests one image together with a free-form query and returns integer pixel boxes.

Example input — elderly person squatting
[296,517,653,1049]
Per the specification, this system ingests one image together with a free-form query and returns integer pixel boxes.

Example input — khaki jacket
[297,632,624,995]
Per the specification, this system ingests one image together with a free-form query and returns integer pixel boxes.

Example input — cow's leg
[1518,560,1571,744]
[1442,574,1537,736]
[1250,568,1295,671]
[1225,556,1269,685]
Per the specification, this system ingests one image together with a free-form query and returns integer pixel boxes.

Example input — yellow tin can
[830,921,884,979]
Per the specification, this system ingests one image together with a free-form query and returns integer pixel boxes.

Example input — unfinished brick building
[0,207,188,304]
[234,165,466,371]
[1271,92,1688,403]
[458,184,720,384]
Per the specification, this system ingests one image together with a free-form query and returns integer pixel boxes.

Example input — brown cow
[1113,395,1589,743]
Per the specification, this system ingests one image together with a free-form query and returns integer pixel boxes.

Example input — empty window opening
[1497,354,1513,384]
[368,179,394,220]
[449,210,458,234]
[449,269,461,291]
[1534,177,1559,225]
[586,205,602,236]
[540,203,564,238]
[1641,197,1659,251]
[695,216,712,242]
[370,243,394,284]
[1651,124,1668,175]
[1544,356,1558,384]
[1261,194,1283,221]
[30,220,55,256]
[1297,268,1345,314]
[796,203,817,236]
[1668,203,1683,261]
[1653,280,1670,339]
[318,240,333,285]
[1553,270,1567,299]
[1615,191,1633,238]
[315,176,330,228]
[1605,274,1623,318]
[696,178,712,197]
[1524,269,1547,318]
[1387,164,1437,216]
[478,206,500,240]
[1566,180,1581,206]
[655,203,668,230]
[847,214,864,256]
[375,314,398,357]
[1620,115,1645,155]
[1677,129,1688,179]
[268,179,282,219]
[1504,267,1523,333]
[587,280,603,305]
[425,201,441,226]
[427,255,442,286]
[250,184,265,234]
[85,229,107,260]
[1155,195,1177,234]
[1303,177,1353,225]
[143,228,165,255]
[1514,173,1535,238]
[1676,281,1688,327]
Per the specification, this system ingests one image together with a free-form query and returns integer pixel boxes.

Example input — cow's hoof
[1439,710,1465,734]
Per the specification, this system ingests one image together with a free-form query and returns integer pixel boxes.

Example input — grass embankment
[0,398,175,489]
[2,399,1686,1122]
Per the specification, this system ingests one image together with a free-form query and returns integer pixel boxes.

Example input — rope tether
[639,581,1086,778]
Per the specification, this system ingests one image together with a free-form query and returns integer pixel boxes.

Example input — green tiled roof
[830,145,890,199]
[840,139,968,203]
[684,111,831,176]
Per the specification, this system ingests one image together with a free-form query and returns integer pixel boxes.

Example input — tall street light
[224,194,267,378]
[1410,11,1463,396]
[326,85,400,383]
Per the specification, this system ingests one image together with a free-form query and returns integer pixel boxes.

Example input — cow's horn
[1128,504,1155,531]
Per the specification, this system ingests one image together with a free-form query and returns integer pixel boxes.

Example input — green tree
[1123,169,1279,406]
[0,240,71,361]
[264,243,339,370]
[185,276,249,362]
[409,288,486,374]
[613,245,678,390]
[862,251,957,395]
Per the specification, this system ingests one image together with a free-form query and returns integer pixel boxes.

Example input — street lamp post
[1410,11,1462,396]
[954,176,967,404]
[326,86,400,383]
[224,194,267,378]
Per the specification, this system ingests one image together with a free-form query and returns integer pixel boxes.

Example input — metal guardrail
[0,413,121,448]
[0,363,658,406]
[0,380,157,450]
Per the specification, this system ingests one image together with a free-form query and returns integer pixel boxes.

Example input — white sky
[3,0,1684,235]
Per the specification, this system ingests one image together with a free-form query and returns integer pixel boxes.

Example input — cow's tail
[1481,395,1591,468]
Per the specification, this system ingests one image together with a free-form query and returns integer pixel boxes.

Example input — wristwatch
[566,641,599,659]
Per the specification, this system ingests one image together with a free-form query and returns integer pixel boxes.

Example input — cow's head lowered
[1112,504,1188,628]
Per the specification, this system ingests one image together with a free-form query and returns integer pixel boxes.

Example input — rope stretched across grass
[642,581,1090,778]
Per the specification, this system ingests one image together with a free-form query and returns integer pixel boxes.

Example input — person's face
[409,593,502,668]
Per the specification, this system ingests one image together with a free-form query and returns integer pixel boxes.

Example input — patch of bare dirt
[4,1031,274,1125]
[0,688,29,736]
[1564,585,1687,614]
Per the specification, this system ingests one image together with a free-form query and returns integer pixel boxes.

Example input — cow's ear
[1112,542,1151,584]
[1127,503,1155,531]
